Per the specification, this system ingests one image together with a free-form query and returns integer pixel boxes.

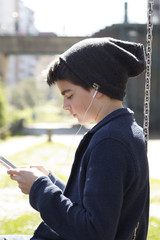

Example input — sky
[22,0,148,36]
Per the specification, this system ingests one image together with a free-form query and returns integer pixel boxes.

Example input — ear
[95,91,103,99]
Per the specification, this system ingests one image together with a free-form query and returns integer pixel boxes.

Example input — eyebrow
[61,89,72,96]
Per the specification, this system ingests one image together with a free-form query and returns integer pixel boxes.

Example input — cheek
[73,101,85,113]
[75,95,91,114]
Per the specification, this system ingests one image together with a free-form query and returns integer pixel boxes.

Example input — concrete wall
[0,36,86,54]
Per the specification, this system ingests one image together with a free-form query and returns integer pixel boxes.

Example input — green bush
[5,78,74,126]
[0,82,6,127]
[8,78,46,110]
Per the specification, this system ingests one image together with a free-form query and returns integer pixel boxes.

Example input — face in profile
[56,80,96,124]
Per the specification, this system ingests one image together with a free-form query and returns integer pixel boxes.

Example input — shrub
[0,82,6,127]
[8,78,46,110]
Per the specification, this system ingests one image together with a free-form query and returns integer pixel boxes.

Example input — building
[0,0,38,85]
[0,0,16,34]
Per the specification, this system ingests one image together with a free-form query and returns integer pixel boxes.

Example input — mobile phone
[0,155,17,169]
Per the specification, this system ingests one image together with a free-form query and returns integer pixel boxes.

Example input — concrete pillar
[47,129,52,142]
[124,2,128,24]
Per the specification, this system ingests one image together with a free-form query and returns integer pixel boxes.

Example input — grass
[0,137,160,238]
[148,217,160,240]
[150,179,160,204]
[0,138,76,235]
[0,140,75,187]
[0,213,41,235]
[26,102,72,124]
[148,179,160,240]
[7,101,74,126]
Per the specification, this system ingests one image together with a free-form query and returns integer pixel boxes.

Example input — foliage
[5,79,73,126]
[8,78,46,110]
[6,101,74,127]
[0,82,6,127]
[27,102,72,124]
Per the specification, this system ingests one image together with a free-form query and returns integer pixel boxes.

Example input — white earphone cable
[65,90,97,163]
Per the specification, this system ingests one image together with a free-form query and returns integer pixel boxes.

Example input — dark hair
[47,58,91,91]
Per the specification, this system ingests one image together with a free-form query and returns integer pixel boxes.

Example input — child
[8,37,149,240]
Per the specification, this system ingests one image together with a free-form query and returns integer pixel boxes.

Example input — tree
[8,78,46,110]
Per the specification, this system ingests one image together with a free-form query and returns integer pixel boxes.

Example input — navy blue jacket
[30,108,149,240]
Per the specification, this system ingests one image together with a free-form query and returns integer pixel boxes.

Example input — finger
[29,165,43,169]
[7,167,28,175]
[29,165,38,168]
[18,184,29,194]
[7,169,20,175]
[29,165,49,176]
[10,174,21,181]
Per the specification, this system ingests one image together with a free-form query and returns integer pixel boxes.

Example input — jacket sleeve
[29,138,135,240]
[48,171,65,191]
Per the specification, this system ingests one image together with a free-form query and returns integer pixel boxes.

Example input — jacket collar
[88,108,134,135]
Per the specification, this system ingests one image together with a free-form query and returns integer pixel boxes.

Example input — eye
[67,95,73,100]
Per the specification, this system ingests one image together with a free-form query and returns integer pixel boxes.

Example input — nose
[63,100,71,111]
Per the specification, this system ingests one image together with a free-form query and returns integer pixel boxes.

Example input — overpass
[0,35,87,81]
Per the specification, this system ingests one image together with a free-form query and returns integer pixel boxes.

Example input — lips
[70,111,77,118]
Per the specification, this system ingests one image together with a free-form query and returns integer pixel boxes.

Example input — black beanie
[60,37,146,100]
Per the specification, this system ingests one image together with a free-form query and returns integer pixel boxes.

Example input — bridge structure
[0,35,87,82]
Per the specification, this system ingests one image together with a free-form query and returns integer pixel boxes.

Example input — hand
[29,164,50,176]
[7,167,45,194]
